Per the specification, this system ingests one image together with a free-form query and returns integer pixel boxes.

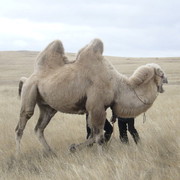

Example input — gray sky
[0,0,180,57]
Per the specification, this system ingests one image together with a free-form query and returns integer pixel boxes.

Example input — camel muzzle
[163,77,168,84]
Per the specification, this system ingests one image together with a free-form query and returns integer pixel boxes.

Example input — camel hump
[35,40,69,71]
[47,40,64,54]
[76,38,104,62]
[90,38,104,54]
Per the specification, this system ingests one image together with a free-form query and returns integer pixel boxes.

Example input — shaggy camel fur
[15,39,168,154]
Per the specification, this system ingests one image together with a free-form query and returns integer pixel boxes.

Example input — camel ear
[155,67,164,77]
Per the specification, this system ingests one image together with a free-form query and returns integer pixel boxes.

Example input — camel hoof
[49,150,57,157]
[87,143,93,147]
[43,150,57,158]
[69,144,77,153]
[97,138,105,146]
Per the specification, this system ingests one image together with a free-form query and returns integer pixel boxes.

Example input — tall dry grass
[0,51,179,180]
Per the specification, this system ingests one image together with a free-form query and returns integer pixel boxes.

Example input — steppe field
[0,51,179,180]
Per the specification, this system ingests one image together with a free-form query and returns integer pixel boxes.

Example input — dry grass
[0,51,179,180]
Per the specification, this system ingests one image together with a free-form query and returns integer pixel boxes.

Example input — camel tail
[18,77,27,97]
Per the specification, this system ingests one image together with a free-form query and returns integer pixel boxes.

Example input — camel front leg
[91,106,106,146]
[69,105,106,153]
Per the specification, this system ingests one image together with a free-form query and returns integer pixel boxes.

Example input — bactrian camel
[15,39,168,154]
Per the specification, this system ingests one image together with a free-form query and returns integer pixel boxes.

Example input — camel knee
[34,127,41,135]
[34,128,44,139]
[23,111,34,119]
[15,110,34,134]
[34,121,41,133]
[19,108,34,120]
[34,128,44,143]
[15,128,23,138]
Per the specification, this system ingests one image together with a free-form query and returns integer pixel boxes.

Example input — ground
[0,51,179,180]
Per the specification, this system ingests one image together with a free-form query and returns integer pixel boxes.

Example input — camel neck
[132,87,158,106]
[132,81,159,105]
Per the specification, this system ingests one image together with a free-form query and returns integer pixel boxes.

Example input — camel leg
[15,111,34,154]
[90,107,106,146]
[69,138,95,153]
[34,103,57,153]
[15,84,37,154]
[70,106,106,153]
[69,113,95,152]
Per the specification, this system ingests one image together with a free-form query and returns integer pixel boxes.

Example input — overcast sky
[0,0,180,57]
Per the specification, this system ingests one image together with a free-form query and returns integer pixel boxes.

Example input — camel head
[149,63,168,93]
[129,63,168,93]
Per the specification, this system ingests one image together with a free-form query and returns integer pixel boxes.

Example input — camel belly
[40,94,87,114]
[38,82,87,114]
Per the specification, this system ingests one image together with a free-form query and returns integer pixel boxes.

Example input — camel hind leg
[34,103,57,154]
[15,84,37,154]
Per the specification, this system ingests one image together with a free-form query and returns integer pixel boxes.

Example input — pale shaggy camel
[15,39,168,154]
